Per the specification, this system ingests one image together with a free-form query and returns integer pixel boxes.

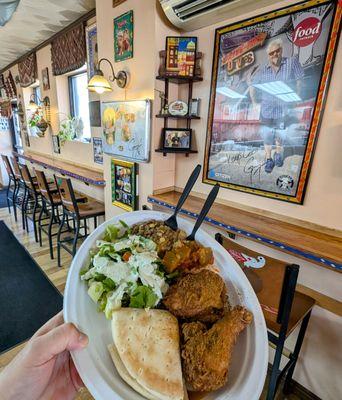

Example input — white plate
[64,211,268,400]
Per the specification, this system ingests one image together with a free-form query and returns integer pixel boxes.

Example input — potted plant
[28,109,48,137]
[57,115,83,146]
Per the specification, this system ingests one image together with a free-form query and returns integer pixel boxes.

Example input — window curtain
[18,53,37,87]
[51,23,86,76]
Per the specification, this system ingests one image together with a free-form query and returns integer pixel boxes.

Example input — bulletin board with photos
[203,0,341,204]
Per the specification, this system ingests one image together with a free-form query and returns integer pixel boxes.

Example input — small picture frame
[52,135,60,154]
[190,98,200,117]
[86,23,98,80]
[162,128,192,151]
[93,137,103,164]
[113,0,126,6]
[89,100,101,127]
[165,36,197,77]
[42,67,50,91]
[114,10,133,62]
[111,158,138,212]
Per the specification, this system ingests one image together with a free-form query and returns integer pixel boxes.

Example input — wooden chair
[215,233,315,400]
[1,154,18,221]
[11,156,27,229]
[34,169,65,259]
[55,176,105,267]
[19,164,42,242]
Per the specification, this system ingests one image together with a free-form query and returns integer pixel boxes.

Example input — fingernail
[78,332,89,345]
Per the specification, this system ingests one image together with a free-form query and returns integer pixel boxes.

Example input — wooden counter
[13,151,105,186]
[148,191,342,272]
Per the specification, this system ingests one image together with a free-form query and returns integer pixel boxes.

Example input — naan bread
[111,308,185,400]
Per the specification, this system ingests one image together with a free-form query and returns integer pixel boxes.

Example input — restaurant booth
[0,1,341,400]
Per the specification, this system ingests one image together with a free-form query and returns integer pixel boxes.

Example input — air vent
[173,0,237,21]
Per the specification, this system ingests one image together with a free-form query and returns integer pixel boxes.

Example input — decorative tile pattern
[147,196,342,272]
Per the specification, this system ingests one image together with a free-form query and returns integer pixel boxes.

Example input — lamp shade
[87,74,112,94]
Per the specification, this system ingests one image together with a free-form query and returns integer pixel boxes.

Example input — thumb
[29,322,89,365]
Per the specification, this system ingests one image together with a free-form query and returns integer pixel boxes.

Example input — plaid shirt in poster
[254,56,304,120]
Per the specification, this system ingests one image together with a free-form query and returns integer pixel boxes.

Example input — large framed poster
[203,0,341,204]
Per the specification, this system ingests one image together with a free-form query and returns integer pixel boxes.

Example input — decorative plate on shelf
[169,100,188,116]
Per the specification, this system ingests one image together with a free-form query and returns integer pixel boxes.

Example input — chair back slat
[55,176,78,215]
[19,164,36,192]
[1,155,15,179]
[34,169,53,202]
[215,233,299,333]
[10,156,22,180]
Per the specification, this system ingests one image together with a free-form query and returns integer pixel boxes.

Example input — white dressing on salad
[80,222,169,318]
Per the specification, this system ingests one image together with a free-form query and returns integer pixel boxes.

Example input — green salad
[80,221,172,319]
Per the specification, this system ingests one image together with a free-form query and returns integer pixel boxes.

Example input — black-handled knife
[164,164,201,231]
[186,183,220,241]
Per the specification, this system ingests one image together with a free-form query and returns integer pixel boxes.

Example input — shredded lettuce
[129,285,158,309]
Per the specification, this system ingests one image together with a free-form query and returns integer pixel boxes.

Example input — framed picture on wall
[165,36,197,77]
[114,10,133,62]
[111,158,137,212]
[89,100,101,127]
[52,135,60,154]
[101,100,151,162]
[113,0,126,7]
[86,23,98,80]
[162,128,192,151]
[42,67,50,90]
[203,0,341,204]
[93,137,103,164]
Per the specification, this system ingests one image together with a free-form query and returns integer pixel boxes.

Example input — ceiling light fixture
[87,58,128,94]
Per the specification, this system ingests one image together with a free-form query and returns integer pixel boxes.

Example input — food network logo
[293,17,322,47]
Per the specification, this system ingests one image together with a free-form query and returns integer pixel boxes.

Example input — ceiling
[0,0,95,71]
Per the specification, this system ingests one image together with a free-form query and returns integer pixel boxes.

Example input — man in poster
[250,38,304,173]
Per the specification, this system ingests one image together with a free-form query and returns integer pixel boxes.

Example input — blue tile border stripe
[18,154,106,186]
[147,196,342,272]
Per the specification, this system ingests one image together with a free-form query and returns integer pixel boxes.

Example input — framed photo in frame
[52,135,60,154]
[111,158,137,212]
[190,98,201,116]
[86,23,98,80]
[162,128,192,151]
[93,137,103,164]
[203,0,341,204]
[42,67,50,90]
[113,0,126,7]
[89,100,101,127]
[165,36,197,77]
[114,10,133,62]
[101,100,151,162]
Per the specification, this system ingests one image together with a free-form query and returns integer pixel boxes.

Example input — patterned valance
[51,23,86,76]
[18,53,37,87]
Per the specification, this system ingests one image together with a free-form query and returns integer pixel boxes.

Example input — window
[68,72,91,141]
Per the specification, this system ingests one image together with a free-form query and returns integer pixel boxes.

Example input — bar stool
[1,154,18,221]
[215,233,315,400]
[34,168,70,259]
[19,164,44,242]
[11,156,27,229]
[56,176,105,267]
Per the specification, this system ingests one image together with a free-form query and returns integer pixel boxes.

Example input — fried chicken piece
[163,270,227,323]
[181,306,253,392]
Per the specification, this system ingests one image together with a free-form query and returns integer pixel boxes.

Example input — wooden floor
[0,206,302,400]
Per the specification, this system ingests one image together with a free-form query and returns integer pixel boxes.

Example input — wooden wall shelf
[156,75,203,84]
[14,151,105,186]
[155,149,198,157]
[147,191,342,272]
[156,113,200,120]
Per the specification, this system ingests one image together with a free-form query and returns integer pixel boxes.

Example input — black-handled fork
[164,164,201,231]
[186,183,220,241]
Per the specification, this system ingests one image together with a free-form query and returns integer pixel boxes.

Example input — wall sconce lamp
[87,58,128,94]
